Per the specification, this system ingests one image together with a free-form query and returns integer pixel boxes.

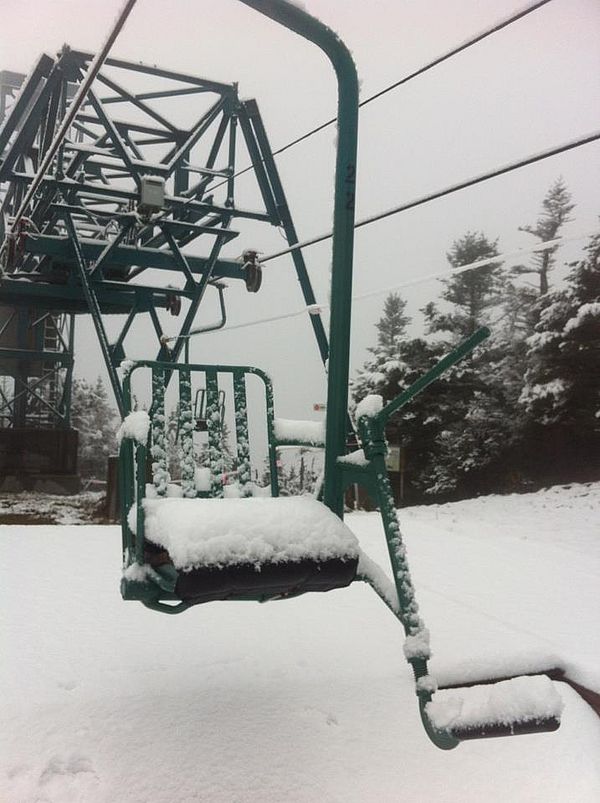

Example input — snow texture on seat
[139,496,360,570]
[133,496,360,602]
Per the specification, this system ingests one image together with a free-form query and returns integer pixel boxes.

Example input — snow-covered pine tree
[496,180,576,419]
[71,376,118,478]
[276,449,321,496]
[513,177,575,296]
[166,405,182,480]
[167,405,235,484]
[352,292,410,402]
[352,292,451,502]
[495,281,539,412]
[484,181,576,475]
[519,230,600,483]
[421,232,513,498]
[386,335,453,501]
[278,463,300,497]
[424,232,504,340]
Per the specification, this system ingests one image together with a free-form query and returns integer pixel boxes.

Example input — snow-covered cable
[351,229,595,302]
[170,229,595,338]
[259,130,600,264]
[168,306,310,342]
[204,0,555,194]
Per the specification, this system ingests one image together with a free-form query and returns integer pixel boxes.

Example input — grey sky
[1,0,599,419]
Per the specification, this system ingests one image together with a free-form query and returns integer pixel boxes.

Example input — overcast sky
[1,0,599,419]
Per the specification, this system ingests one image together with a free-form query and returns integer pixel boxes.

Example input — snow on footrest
[140,496,359,570]
[426,675,563,739]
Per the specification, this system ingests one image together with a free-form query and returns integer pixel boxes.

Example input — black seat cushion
[175,556,358,604]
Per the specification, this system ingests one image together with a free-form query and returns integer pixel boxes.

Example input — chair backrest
[121,361,279,501]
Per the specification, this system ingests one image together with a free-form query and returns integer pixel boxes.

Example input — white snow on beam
[116,410,150,445]
[274,418,325,445]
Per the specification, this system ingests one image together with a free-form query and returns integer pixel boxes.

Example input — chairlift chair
[118,0,564,751]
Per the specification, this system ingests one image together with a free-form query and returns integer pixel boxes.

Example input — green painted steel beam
[237,104,281,223]
[238,0,359,519]
[69,50,238,94]
[160,219,233,366]
[86,88,142,188]
[160,218,239,241]
[241,98,330,367]
[0,62,64,181]
[101,86,207,104]
[0,53,54,153]
[67,113,168,138]
[0,277,193,314]
[10,173,273,222]
[21,233,247,280]
[0,347,73,364]
[63,212,125,415]
[96,72,179,134]
[164,98,226,171]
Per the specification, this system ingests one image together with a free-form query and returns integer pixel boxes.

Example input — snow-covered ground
[2,483,599,802]
[0,490,105,525]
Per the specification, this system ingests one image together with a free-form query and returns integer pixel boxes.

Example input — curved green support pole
[419,699,460,751]
[238,0,359,519]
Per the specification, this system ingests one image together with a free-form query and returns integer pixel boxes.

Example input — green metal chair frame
[119,328,558,750]
[117,0,562,751]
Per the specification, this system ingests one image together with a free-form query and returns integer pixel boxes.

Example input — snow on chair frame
[118,334,563,751]
[117,0,563,752]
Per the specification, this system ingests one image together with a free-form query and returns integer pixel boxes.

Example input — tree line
[70,178,599,500]
[352,178,600,503]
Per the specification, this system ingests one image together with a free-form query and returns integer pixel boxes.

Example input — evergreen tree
[387,336,453,500]
[219,420,235,475]
[424,232,504,340]
[513,178,575,295]
[495,281,538,411]
[352,293,451,501]
[353,292,410,403]
[492,181,575,446]
[71,376,118,478]
[276,450,321,496]
[166,405,234,482]
[166,405,183,480]
[421,233,512,497]
[519,230,600,482]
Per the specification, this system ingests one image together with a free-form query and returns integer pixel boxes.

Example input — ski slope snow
[1,483,599,802]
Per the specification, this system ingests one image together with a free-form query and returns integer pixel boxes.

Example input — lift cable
[167,228,595,341]
[207,0,555,193]
[259,129,600,264]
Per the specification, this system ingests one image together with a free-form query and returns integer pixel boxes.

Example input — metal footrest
[450,715,561,741]
[425,674,563,744]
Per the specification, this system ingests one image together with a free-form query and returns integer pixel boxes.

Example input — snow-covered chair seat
[139,496,360,604]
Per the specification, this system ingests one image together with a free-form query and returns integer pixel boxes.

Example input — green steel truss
[0,307,74,428]
[0,47,328,417]
[0,70,75,429]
